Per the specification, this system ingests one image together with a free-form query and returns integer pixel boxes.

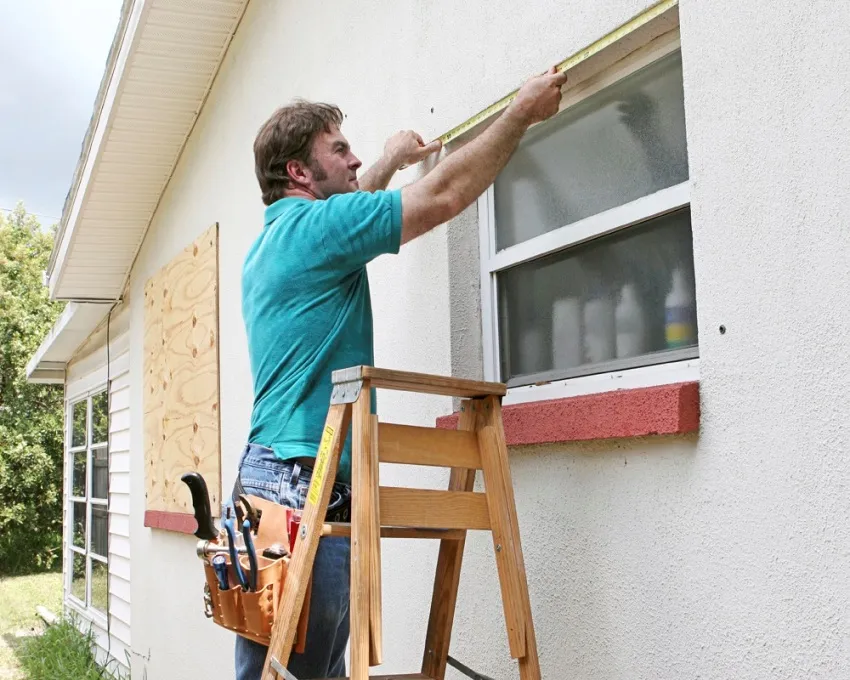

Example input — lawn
[0,572,63,680]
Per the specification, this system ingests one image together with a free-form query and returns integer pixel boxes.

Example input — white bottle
[615,283,646,358]
[583,289,615,364]
[665,267,696,348]
[520,324,546,375]
[552,296,582,369]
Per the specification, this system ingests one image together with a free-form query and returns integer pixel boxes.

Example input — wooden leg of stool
[422,400,480,680]
[369,414,383,666]
[481,396,540,680]
[261,403,351,680]
[350,387,373,680]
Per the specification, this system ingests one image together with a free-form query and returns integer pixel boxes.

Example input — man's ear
[285,159,309,186]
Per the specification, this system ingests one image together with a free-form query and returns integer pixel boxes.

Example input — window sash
[478,42,695,388]
[65,387,109,616]
[480,188,696,385]
[486,181,690,273]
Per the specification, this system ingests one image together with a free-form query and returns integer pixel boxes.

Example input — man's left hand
[385,130,442,170]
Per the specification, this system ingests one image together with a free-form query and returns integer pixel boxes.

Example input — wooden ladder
[261,366,540,680]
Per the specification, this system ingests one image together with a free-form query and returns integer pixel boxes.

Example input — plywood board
[144,223,221,518]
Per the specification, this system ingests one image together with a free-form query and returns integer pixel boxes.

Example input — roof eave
[25,302,115,383]
[46,0,138,298]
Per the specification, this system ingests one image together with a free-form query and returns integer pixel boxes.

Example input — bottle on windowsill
[665,267,697,349]
[583,286,615,364]
[615,283,646,359]
[552,295,582,370]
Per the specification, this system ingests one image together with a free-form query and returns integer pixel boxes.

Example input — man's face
[304,126,362,198]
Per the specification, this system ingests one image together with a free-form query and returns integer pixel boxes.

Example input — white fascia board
[25,303,115,383]
[48,0,148,300]
[27,363,67,385]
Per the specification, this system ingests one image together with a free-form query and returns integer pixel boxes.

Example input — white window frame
[478,32,699,406]
[66,385,109,624]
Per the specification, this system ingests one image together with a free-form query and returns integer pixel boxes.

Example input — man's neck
[283,187,320,201]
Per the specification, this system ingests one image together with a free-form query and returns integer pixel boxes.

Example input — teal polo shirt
[241,189,403,483]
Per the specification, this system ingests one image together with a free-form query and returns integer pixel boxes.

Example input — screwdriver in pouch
[212,554,229,591]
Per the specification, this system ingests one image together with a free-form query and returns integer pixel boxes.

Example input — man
[235,66,567,679]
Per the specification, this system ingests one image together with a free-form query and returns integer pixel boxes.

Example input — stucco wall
[125,0,850,678]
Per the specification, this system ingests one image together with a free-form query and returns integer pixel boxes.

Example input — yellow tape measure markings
[307,425,335,506]
[437,0,678,145]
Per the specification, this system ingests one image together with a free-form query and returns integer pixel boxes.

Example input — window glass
[72,502,87,549]
[92,447,108,500]
[72,401,87,448]
[91,391,108,444]
[71,553,86,602]
[91,559,108,613]
[72,452,86,498]
[498,208,697,382]
[494,51,688,250]
[90,505,108,558]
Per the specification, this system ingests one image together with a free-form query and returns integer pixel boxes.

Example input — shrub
[0,205,64,575]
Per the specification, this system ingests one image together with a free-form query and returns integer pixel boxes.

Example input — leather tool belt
[202,495,311,652]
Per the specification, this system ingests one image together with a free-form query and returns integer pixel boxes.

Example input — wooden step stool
[261,366,540,680]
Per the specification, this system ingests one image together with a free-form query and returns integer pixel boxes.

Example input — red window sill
[436,381,699,445]
[145,510,199,535]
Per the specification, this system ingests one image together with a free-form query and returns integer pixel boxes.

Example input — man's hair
[253,100,344,205]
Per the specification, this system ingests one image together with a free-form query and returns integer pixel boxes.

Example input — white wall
[124,0,850,678]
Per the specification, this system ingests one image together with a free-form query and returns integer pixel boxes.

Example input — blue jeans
[233,443,351,680]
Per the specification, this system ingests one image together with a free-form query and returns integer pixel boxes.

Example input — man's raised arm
[401,67,567,244]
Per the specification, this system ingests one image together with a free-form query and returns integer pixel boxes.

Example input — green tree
[0,202,64,574]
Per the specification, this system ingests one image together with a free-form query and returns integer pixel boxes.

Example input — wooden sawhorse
[261,366,540,680]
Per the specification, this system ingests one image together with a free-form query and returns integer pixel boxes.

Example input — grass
[0,572,63,679]
[17,617,125,680]
[0,573,63,634]
[0,572,125,680]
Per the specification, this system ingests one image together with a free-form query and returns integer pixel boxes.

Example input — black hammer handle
[180,472,218,540]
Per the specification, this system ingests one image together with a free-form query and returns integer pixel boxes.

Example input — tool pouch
[201,497,311,653]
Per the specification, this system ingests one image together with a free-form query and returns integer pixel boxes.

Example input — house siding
[105,365,132,663]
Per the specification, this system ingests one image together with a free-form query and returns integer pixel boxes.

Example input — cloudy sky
[0,0,122,225]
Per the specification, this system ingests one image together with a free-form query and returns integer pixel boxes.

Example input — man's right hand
[508,66,568,125]
[385,130,442,170]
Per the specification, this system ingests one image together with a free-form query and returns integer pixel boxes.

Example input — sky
[0,0,123,226]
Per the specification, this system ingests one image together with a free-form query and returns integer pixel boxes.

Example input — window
[67,389,109,615]
[479,45,697,391]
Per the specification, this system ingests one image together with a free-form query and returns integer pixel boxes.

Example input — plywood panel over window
[143,223,221,519]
